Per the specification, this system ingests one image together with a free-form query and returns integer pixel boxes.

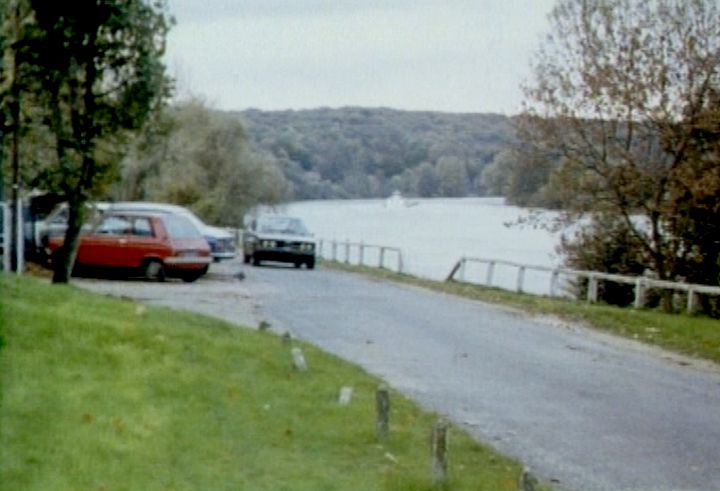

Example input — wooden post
[345,240,350,264]
[331,240,337,261]
[291,347,307,371]
[359,242,365,266]
[516,266,526,293]
[518,467,538,491]
[486,261,495,286]
[446,259,463,282]
[379,247,386,269]
[431,419,449,485]
[376,384,390,440]
[397,250,403,273]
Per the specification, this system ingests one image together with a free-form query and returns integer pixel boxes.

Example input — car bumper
[164,256,213,267]
[210,251,236,261]
[254,249,315,264]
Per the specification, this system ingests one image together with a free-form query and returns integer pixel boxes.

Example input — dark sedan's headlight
[261,240,277,248]
[300,243,315,252]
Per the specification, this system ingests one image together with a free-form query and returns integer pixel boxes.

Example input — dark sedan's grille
[260,240,314,252]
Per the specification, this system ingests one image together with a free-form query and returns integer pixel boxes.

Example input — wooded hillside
[231,107,515,200]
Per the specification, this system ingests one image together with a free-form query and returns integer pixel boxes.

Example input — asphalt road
[78,260,720,491]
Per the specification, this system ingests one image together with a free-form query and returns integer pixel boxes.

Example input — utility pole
[5,0,25,274]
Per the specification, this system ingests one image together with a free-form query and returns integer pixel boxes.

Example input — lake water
[277,197,566,295]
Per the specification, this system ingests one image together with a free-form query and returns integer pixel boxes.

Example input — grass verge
[324,261,720,365]
[0,274,551,491]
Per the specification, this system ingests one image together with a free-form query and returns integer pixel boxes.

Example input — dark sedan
[243,215,316,269]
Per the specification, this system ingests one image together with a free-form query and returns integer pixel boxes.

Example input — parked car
[108,202,236,262]
[243,215,316,269]
[46,210,211,282]
[40,201,236,262]
[39,202,110,240]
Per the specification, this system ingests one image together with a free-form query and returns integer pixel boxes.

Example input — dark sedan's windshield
[163,214,203,239]
[257,216,308,236]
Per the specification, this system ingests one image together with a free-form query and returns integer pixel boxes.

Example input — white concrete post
[587,275,599,303]
[291,347,307,371]
[15,195,24,274]
[634,278,646,309]
[687,288,697,314]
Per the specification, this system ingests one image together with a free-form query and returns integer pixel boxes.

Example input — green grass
[325,261,720,364]
[0,274,550,491]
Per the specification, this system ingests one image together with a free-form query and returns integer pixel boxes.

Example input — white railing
[318,239,404,273]
[447,256,720,314]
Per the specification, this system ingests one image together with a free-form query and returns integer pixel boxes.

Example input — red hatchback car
[47,210,212,282]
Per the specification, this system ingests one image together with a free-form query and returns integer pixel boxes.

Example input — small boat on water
[384,190,419,209]
[384,190,405,209]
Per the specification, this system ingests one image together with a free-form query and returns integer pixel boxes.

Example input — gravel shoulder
[73,259,261,329]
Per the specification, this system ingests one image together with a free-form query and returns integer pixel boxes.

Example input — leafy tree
[237,107,515,199]
[415,161,440,198]
[0,0,41,269]
[521,0,720,311]
[436,156,469,197]
[10,0,173,283]
[504,139,563,208]
[480,149,515,196]
[115,100,291,226]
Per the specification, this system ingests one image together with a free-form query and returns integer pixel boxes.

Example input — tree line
[232,107,515,200]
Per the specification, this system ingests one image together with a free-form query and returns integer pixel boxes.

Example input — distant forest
[231,107,516,200]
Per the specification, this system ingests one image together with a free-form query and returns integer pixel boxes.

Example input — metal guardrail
[240,228,718,315]
[317,239,404,273]
[447,256,720,313]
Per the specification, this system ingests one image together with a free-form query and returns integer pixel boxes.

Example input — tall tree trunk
[51,197,85,283]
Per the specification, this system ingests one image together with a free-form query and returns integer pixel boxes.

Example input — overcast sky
[164,0,557,114]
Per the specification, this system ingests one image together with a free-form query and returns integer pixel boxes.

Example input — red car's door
[122,216,169,267]
[76,215,132,267]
